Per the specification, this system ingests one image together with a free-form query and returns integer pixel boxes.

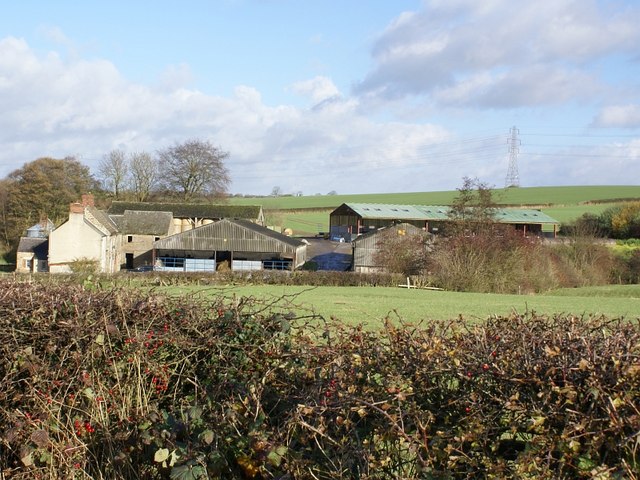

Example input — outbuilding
[352,222,433,273]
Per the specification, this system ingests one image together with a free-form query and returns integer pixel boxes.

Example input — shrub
[1,279,638,479]
[429,229,557,293]
[68,257,99,275]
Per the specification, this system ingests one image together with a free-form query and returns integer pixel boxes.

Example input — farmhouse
[48,195,122,273]
[330,203,559,241]
[152,218,307,272]
[352,222,433,273]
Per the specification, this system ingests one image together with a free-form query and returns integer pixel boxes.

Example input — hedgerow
[0,278,638,479]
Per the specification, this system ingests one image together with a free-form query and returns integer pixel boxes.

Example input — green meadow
[231,185,640,209]
[156,283,640,328]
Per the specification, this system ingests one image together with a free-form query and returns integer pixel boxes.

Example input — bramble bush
[0,278,638,479]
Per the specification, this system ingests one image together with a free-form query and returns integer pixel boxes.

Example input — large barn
[330,203,559,241]
[152,218,307,272]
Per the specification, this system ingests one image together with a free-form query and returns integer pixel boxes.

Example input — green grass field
[230,185,640,210]
[155,284,640,328]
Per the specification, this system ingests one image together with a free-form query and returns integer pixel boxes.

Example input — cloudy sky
[1,0,639,195]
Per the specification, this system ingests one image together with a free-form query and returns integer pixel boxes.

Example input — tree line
[0,139,230,254]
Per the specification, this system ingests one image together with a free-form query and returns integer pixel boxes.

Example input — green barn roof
[336,203,559,225]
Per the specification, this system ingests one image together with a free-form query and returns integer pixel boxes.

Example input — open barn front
[152,218,307,273]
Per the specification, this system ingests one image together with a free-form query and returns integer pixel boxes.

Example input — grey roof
[336,203,559,225]
[17,237,49,258]
[110,210,173,236]
[154,218,304,253]
[108,201,263,220]
[86,206,119,235]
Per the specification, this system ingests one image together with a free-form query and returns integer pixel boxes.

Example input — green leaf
[577,455,597,472]
[82,387,95,400]
[266,445,288,467]
[170,464,207,480]
[94,334,105,345]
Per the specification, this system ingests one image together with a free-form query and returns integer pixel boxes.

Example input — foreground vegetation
[0,279,638,479]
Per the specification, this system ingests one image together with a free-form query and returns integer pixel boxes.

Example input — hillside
[229,185,640,210]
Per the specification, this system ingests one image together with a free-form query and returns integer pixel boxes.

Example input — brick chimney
[69,202,84,214]
[69,194,94,214]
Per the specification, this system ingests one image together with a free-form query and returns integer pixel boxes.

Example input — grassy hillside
[230,185,640,209]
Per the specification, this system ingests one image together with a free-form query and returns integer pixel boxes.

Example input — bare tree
[129,151,157,202]
[448,177,498,235]
[271,186,282,197]
[98,150,128,198]
[158,139,230,201]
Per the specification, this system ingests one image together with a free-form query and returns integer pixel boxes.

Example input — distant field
[231,185,640,235]
[158,284,640,329]
[230,185,640,210]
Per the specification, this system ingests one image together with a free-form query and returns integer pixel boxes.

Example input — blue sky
[1,0,639,195]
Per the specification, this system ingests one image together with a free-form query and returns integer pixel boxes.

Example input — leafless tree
[271,186,282,197]
[129,151,157,202]
[158,139,230,201]
[98,150,128,198]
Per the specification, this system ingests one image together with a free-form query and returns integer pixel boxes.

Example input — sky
[1,0,639,196]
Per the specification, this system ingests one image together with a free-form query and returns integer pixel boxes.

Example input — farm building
[48,195,121,273]
[108,202,265,231]
[15,218,55,273]
[152,218,307,272]
[330,203,559,241]
[352,222,433,273]
[110,210,175,270]
[45,195,272,274]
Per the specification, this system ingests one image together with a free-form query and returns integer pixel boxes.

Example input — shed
[352,223,433,273]
[152,218,307,272]
[15,237,49,273]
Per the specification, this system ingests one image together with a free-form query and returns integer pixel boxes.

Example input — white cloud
[594,105,640,128]
[0,36,456,195]
[289,76,341,105]
[355,0,640,108]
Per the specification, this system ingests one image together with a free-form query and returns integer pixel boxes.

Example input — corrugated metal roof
[154,218,304,253]
[340,203,559,224]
